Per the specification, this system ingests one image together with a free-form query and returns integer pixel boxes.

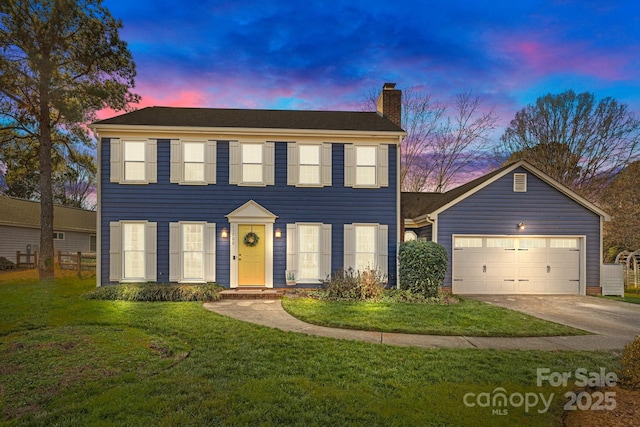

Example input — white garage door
[452,237,581,294]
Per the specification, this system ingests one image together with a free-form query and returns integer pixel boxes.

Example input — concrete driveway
[468,295,640,349]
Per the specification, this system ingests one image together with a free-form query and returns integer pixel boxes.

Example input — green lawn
[0,274,621,426]
[604,291,640,305]
[282,296,588,337]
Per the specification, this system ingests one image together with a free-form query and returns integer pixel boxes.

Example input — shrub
[85,283,222,302]
[323,268,386,301]
[398,240,447,298]
[0,256,16,270]
[620,335,640,391]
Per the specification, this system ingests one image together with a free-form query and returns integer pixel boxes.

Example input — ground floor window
[286,223,331,283]
[109,221,157,283]
[344,223,388,277]
[169,222,216,283]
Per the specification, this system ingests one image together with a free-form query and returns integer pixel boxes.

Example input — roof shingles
[93,106,405,133]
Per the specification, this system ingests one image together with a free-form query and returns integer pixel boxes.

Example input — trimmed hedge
[398,240,447,298]
[85,283,222,302]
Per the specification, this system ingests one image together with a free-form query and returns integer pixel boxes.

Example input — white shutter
[378,144,388,188]
[377,224,389,278]
[169,222,180,281]
[109,222,122,281]
[286,224,297,273]
[344,144,355,187]
[287,143,298,186]
[205,140,217,184]
[343,224,355,272]
[229,141,239,184]
[205,223,216,282]
[322,143,332,186]
[110,139,121,183]
[265,142,275,185]
[146,139,157,183]
[321,224,332,281]
[145,222,157,281]
[170,140,181,183]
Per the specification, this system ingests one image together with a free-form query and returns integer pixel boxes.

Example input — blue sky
[101,0,640,140]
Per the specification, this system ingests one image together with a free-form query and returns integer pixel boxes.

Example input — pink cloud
[496,36,632,82]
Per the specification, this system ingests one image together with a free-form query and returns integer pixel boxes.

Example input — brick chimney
[376,82,402,128]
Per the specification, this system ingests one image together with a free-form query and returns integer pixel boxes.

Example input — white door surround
[226,200,277,288]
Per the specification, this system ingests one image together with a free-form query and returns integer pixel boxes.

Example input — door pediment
[226,200,277,224]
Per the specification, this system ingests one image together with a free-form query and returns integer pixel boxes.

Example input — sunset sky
[101,0,640,143]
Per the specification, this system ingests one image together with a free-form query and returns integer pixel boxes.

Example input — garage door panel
[453,236,581,295]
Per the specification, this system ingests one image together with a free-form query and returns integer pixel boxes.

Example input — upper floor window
[124,141,146,181]
[110,138,157,184]
[229,141,274,186]
[356,146,377,186]
[170,140,217,185]
[242,143,263,183]
[53,232,65,240]
[344,144,388,188]
[287,143,332,187]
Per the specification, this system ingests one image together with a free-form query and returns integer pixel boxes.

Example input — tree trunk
[38,70,54,282]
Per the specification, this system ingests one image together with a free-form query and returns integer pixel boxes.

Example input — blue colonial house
[402,161,611,295]
[91,84,405,288]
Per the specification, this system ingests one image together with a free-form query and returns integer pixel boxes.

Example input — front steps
[219,288,285,300]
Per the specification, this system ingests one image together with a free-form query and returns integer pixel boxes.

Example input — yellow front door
[238,224,266,286]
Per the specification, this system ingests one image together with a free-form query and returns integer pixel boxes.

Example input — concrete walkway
[203,299,637,351]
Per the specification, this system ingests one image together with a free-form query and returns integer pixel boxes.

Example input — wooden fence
[16,250,96,274]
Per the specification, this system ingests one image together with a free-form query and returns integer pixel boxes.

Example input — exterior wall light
[518,222,525,230]
[275,228,282,239]
[221,227,228,238]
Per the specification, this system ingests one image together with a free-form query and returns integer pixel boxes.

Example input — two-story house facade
[91,84,405,288]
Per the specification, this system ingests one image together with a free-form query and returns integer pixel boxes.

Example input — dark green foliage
[84,283,222,302]
[621,335,640,391]
[398,240,448,297]
[322,268,386,301]
[0,256,16,270]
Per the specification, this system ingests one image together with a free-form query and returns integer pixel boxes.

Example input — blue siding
[100,139,398,287]
[435,167,602,289]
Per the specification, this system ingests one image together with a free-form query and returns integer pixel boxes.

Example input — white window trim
[286,222,332,284]
[344,223,388,279]
[169,221,216,283]
[53,232,65,240]
[344,144,389,188]
[110,138,157,184]
[287,142,332,187]
[229,141,275,186]
[109,220,157,283]
[170,140,217,185]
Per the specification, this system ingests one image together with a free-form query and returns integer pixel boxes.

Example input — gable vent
[513,173,527,192]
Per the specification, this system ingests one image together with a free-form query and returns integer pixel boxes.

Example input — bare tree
[497,90,640,202]
[428,92,498,192]
[363,88,497,192]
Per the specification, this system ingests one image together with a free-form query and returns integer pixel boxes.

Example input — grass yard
[604,290,640,305]
[282,296,588,337]
[0,272,622,426]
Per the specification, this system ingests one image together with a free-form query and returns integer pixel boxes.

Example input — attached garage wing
[452,236,582,294]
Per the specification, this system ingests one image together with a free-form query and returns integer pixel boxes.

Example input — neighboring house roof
[402,160,611,222]
[93,106,405,133]
[0,196,96,233]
